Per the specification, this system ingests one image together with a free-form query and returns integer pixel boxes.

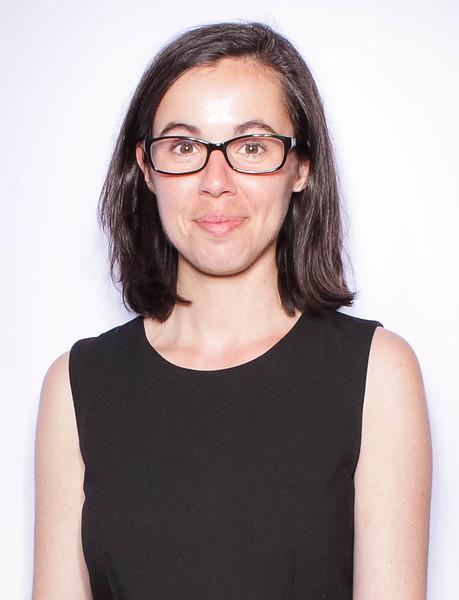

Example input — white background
[1,0,458,597]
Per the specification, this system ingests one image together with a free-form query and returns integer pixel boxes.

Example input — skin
[33,57,431,598]
[135,57,309,368]
[353,331,432,598]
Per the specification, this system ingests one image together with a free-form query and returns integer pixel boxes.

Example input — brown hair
[98,21,355,321]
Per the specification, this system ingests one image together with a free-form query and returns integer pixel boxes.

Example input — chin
[197,263,249,277]
[183,241,275,276]
[185,254,253,277]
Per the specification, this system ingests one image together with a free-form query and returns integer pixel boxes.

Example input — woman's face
[136,57,309,278]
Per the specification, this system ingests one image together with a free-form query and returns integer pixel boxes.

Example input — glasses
[143,133,297,175]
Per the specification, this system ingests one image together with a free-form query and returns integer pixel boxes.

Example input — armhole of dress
[68,338,94,467]
[352,320,384,478]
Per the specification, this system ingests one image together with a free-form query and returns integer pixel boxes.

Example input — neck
[163,250,299,353]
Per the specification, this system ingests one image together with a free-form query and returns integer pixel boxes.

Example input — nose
[198,148,237,198]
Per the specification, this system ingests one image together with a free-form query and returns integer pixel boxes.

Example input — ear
[292,158,310,193]
[135,142,156,193]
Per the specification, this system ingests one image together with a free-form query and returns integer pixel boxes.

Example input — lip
[195,214,246,223]
[194,216,246,236]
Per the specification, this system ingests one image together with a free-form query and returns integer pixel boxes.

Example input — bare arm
[33,351,93,599]
[353,327,432,599]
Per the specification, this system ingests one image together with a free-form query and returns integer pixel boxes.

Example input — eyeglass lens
[149,136,286,173]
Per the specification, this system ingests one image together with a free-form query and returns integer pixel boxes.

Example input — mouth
[193,215,247,237]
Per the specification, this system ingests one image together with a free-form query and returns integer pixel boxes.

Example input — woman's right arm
[32,351,93,599]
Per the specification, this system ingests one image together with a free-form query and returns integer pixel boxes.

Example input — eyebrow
[158,119,278,137]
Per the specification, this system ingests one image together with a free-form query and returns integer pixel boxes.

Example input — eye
[238,141,266,155]
[170,139,200,155]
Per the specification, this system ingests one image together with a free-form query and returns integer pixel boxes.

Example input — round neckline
[136,311,306,375]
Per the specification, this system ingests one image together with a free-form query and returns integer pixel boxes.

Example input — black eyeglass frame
[143,133,298,175]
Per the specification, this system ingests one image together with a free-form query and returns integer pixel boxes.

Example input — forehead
[152,58,293,136]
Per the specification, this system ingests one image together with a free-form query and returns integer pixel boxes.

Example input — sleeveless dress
[69,308,383,599]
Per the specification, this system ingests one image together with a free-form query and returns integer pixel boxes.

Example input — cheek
[243,176,294,221]
[152,179,193,234]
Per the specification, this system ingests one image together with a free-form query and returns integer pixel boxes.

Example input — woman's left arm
[353,327,432,599]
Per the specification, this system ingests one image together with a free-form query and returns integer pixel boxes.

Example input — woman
[33,22,432,599]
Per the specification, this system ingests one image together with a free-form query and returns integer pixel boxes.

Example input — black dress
[69,308,383,599]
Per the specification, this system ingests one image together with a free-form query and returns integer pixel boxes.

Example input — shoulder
[325,308,383,331]
[324,312,423,388]
[39,350,72,413]
[308,309,383,353]
[69,317,136,353]
[38,317,139,430]
[36,352,81,527]
[356,323,431,503]
[361,326,429,440]
[37,351,79,459]
[366,326,425,398]
[363,326,431,456]
[68,315,141,369]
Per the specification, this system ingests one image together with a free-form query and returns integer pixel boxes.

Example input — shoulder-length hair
[98,21,355,321]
